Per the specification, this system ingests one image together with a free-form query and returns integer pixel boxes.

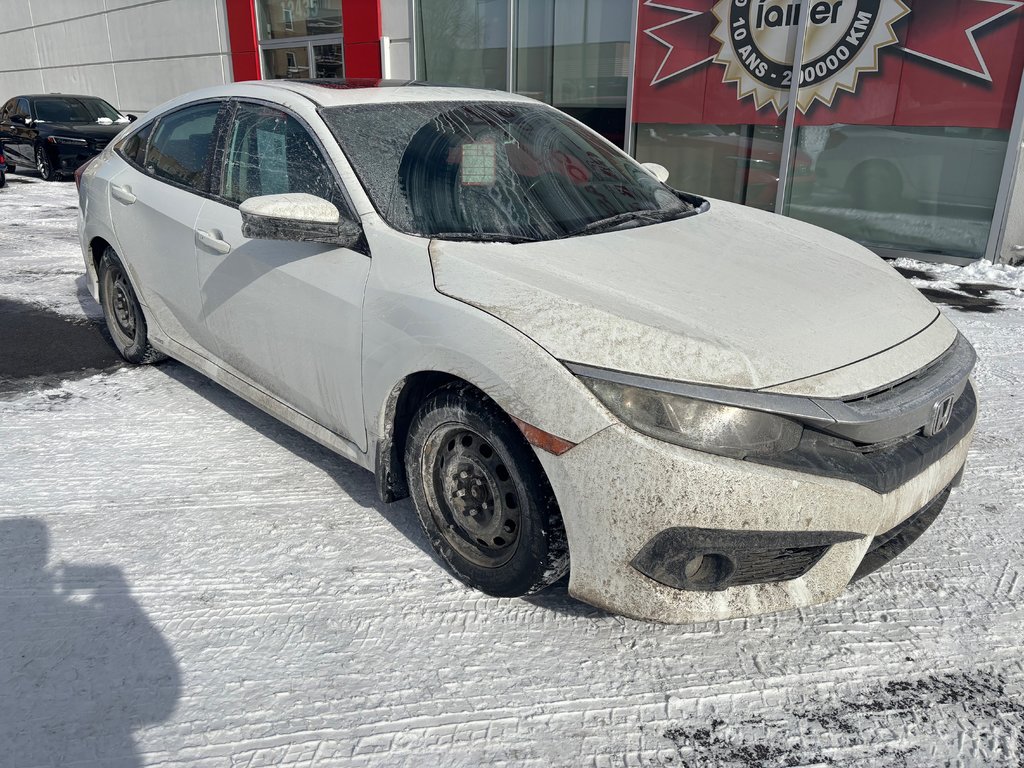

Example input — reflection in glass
[257,0,342,41]
[515,0,631,146]
[416,0,508,90]
[784,125,1008,258]
[635,124,810,211]
[313,43,344,78]
[262,46,311,79]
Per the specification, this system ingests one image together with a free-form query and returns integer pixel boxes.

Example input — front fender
[360,220,615,471]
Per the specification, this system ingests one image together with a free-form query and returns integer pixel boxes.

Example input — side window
[146,102,222,191]
[219,102,342,209]
[16,98,30,118]
[116,122,154,165]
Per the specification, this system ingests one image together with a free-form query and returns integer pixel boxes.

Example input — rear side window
[146,102,221,191]
[117,122,154,165]
[219,102,340,207]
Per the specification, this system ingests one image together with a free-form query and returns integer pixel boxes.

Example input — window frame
[115,99,232,200]
[208,97,358,222]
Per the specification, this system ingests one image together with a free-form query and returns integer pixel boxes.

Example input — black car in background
[0,94,136,181]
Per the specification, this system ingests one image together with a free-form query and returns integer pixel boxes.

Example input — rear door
[194,100,369,446]
[107,101,227,354]
[0,98,35,166]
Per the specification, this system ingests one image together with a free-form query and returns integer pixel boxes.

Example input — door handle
[195,229,232,255]
[110,184,136,205]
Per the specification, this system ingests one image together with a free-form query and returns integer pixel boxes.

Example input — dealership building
[2,0,1023,265]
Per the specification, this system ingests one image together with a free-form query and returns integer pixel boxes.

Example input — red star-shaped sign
[901,0,1023,81]
[643,0,717,85]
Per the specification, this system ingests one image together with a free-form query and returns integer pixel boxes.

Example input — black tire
[0,170,5,188]
[98,247,165,364]
[405,383,569,597]
[35,144,59,181]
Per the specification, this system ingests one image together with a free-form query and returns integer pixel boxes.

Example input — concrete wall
[380,0,414,79]
[0,0,233,116]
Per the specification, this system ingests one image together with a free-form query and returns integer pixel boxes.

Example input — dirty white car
[77,80,977,623]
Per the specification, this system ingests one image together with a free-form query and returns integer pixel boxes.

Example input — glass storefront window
[257,0,342,41]
[515,0,631,146]
[416,0,509,91]
[313,43,344,79]
[629,2,1024,260]
[635,123,793,211]
[262,46,311,79]
[784,126,1008,259]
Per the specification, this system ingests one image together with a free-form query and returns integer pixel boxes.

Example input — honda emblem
[925,395,955,437]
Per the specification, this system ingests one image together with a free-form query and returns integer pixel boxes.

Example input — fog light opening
[681,552,735,590]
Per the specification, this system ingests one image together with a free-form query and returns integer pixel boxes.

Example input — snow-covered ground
[1,175,1023,767]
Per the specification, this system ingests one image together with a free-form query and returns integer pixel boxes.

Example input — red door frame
[225,0,383,81]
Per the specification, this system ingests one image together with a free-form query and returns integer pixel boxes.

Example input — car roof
[243,78,536,108]
[17,94,108,100]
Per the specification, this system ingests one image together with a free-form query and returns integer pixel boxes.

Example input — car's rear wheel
[0,170,5,188]
[98,247,165,364]
[35,144,59,181]
[405,383,569,597]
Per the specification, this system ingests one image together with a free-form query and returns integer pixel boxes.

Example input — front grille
[751,384,976,494]
[851,484,952,582]
[728,545,831,587]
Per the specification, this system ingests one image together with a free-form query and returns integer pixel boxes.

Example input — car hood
[38,122,127,140]
[429,199,942,393]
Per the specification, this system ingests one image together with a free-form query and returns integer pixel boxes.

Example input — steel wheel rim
[105,266,137,341]
[423,424,523,568]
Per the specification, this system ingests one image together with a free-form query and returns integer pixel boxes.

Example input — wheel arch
[374,370,484,504]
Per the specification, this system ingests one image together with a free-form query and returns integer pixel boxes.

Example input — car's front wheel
[406,384,569,598]
[98,247,165,364]
[35,144,59,181]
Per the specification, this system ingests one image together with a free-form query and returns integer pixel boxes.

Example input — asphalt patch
[0,298,122,393]
[915,287,1002,313]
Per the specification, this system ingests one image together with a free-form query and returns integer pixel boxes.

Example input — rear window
[146,103,221,191]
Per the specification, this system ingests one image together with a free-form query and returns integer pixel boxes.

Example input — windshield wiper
[563,206,696,238]
[431,232,537,244]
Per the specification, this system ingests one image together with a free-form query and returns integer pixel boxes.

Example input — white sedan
[77,80,977,623]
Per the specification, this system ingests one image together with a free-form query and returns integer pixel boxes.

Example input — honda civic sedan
[77,80,977,623]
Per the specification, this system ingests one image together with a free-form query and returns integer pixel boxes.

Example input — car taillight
[74,158,95,191]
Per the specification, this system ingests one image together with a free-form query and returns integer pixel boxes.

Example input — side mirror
[641,162,670,183]
[240,193,361,248]
[126,114,138,122]
[10,114,27,125]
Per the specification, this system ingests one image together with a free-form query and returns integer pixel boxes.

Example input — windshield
[33,97,126,124]
[321,101,695,241]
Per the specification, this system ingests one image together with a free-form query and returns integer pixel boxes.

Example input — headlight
[580,377,802,459]
[47,136,89,145]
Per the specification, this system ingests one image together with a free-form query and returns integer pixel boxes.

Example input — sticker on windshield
[460,141,497,186]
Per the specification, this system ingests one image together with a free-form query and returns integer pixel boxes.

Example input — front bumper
[51,143,103,175]
[537,382,976,623]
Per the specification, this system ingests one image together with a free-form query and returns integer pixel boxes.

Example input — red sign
[634,0,1024,129]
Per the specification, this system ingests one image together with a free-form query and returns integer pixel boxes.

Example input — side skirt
[154,335,371,472]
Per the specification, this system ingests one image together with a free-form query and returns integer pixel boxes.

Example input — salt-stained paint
[431,199,943,394]
[77,84,974,625]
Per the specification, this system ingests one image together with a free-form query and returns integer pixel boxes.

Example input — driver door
[194,100,369,448]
